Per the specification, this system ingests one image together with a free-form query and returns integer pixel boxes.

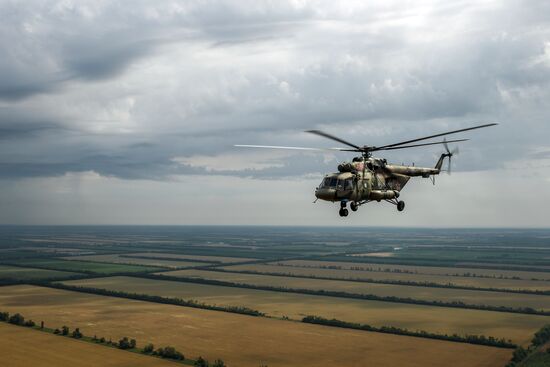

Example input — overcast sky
[1,0,550,226]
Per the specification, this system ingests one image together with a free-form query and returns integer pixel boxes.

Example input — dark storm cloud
[1,1,550,180]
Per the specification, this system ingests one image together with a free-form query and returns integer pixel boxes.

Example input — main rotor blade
[234,144,345,151]
[373,123,498,150]
[375,139,468,151]
[306,130,363,150]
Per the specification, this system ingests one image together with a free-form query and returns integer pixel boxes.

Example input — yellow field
[128,252,256,263]
[163,269,550,311]
[0,285,511,367]
[63,276,548,344]
[0,322,177,367]
[61,254,208,269]
[277,260,550,281]
[223,263,550,291]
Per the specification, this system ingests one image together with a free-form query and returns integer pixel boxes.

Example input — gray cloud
[0,0,549,181]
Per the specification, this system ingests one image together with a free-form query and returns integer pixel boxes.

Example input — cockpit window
[320,177,353,190]
[343,179,353,190]
[320,177,338,188]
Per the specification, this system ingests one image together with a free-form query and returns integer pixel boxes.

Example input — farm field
[163,269,550,311]
[0,322,178,367]
[223,263,550,291]
[277,260,550,281]
[128,252,257,263]
[0,265,80,281]
[0,285,512,367]
[63,276,548,344]
[61,254,210,269]
[9,259,163,274]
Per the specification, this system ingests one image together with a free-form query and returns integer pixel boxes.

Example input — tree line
[318,256,550,274]
[206,268,550,296]
[119,254,220,264]
[301,315,516,349]
[272,262,544,281]
[37,281,264,317]
[137,273,550,316]
[0,309,227,366]
[505,324,550,367]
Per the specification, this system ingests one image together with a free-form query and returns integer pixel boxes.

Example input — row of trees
[0,311,36,327]
[505,324,550,367]
[119,254,220,265]
[206,267,550,296]
[0,309,228,366]
[273,262,536,281]
[321,256,550,274]
[137,273,550,316]
[40,281,264,317]
[302,316,516,349]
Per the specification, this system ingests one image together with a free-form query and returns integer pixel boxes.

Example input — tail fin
[434,153,450,172]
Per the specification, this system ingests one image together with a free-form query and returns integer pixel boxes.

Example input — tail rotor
[443,138,459,174]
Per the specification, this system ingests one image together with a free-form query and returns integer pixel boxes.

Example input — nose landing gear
[339,201,349,217]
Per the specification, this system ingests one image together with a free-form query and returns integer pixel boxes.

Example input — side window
[344,179,353,190]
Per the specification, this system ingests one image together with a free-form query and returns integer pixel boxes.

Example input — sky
[1,0,550,226]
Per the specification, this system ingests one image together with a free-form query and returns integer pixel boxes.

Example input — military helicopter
[236,123,497,217]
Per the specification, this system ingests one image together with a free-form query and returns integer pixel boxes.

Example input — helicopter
[236,123,497,217]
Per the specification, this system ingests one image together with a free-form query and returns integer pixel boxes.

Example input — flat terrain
[0,322,179,367]
[10,259,162,274]
[0,265,80,280]
[61,254,210,269]
[63,276,548,344]
[163,269,550,311]
[128,252,257,263]
[0,285,512,367]
[278,260,550,281]
[224,263,550,291]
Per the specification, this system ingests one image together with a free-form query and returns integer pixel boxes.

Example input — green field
[0,265,81,281]
[519,351,550,367]
[162,268,550,311]
[10,259,162,274]
[61,254,211,269]
[63,276,549,345]
[128,252,257,263]
[223,263,550,291]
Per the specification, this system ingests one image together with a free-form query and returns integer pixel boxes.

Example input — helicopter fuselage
[314,156,445,211]
[235,122,496,217]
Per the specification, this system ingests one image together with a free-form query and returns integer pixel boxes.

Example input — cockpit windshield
[320,177,353,190]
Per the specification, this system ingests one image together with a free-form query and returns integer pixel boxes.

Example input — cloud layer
[1,1,550,225]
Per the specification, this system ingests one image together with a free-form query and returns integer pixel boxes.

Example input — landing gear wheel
[350,202,358,212]
[397,201,405,212]
[340,201,347,208]
[339,208,349,217]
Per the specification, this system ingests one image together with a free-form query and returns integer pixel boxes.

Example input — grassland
[128,252,257,263]
[0,322,179,367]
[9,259,163,274]
[62,276,549,345]
[518,351,550,367]
[162,269,550,311]
[61,254,210,269]
[278,260,550,280]
[0,265,80,281]
[224,263,550,291]
[0,285,512,367]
